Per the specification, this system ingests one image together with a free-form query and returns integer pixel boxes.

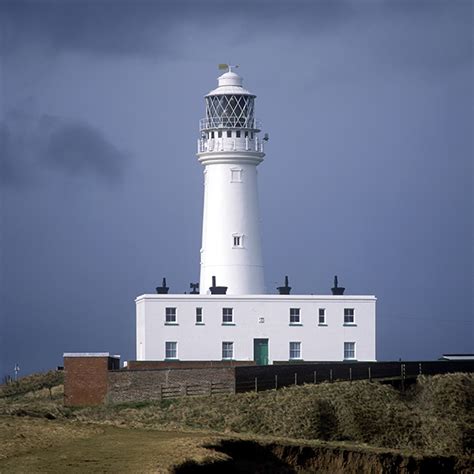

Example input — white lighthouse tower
[197,66,266,295]
[135,66,377,364]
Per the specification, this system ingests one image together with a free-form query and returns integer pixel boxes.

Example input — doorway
[253,339,269,365]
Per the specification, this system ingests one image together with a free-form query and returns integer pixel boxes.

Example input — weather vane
[218,63,239,73]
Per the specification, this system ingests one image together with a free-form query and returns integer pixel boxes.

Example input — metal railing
[200,117,262,131]
[197,137,264,153]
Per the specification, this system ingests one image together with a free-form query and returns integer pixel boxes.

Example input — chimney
[331,275,345,295]
[277,275,292,295]
[156,277,169,294]
[209,276,228,295]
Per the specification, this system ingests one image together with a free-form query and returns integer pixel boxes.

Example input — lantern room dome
[206,71,254,97]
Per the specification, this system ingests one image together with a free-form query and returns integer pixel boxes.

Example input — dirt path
[0,416,222,473]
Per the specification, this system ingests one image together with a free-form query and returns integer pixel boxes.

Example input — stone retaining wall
[107,367,235,404]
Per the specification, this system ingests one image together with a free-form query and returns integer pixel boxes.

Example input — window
[233,236,241,246]
[196,307,203,324]
[165,341,177,359]
[231,168,242,183]
[250,132,254,139]
[245,131,249,138]
[344,342,355,360]
[318,308,326,325]
[227,130,232,138]
[222,341,234,359]
[236,130,241,138]
[218,131,222,138]
[165,307,176,324]
[289,308,300,324]
[222,307,233,324]
[344,308,355,325]
[289,342,301,360]
[211,131,215,138]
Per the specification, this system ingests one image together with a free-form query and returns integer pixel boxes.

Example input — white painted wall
[136,294,376,362]
[197,153,265,294]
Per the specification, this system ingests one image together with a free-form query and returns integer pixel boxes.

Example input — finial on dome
[218,63,239,73]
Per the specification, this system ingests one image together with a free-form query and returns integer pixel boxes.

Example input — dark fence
[234,360,474,393]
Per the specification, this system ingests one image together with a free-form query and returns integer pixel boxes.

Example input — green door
[254,339,269,365]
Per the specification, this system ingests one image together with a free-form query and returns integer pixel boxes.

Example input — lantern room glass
[205,95,255,129]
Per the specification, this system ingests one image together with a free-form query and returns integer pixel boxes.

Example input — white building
[136,66,376,364]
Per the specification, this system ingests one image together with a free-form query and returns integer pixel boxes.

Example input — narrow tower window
[232,234,243,248]
[227,131,232,138]
[230,168,242,183]
[236,130,241,138]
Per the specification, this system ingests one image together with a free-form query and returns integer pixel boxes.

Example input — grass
[71,373,474,457]
[0,371,473,472]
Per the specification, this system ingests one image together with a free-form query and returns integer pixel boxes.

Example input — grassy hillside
[74,373,473,457]
[1,371,473,459]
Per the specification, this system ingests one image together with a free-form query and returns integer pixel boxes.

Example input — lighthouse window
[344,342,356,360]
[344,308,355,325]
[165,341,177,359]
[218,131,222,138]
[289,342,301,360]
[289,308,300,324]
[230,168,242,183]
[236,131,241,138]
[195,307,203,324]
[211,132,215,138]
[165,307,177,324]
[222,341,234,359]
[232,234,243,247]
[227,131,232,138]
[318,308,326,325]
[222,307,233,324]
[250,132,254,139]
[245,131,248,138]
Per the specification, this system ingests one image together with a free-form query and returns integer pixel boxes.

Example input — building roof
[63,352,120,358]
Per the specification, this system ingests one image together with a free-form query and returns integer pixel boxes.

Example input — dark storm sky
[0,0,472,376]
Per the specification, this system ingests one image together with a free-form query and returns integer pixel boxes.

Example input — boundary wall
[63,354,474,406]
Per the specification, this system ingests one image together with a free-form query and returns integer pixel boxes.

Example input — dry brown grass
[72,373,474,457]
[1,370,472,461]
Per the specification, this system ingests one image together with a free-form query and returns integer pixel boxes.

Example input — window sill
[344,358,357,361]
[343,323,357,327]
[289,323,303,326]
[164,358,179,361]
[289,358,303,361]
[222,323,236,326]
[195,323,205,326]
[318,323,328,326]
[165,323,179,326]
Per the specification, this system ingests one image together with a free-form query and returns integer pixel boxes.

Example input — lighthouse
[135,66,377,364]
[197,66,266,295]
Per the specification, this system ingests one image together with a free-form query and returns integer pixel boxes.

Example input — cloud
[0,0,351,57]
[0,111,128,186]
[0,0,470,77]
